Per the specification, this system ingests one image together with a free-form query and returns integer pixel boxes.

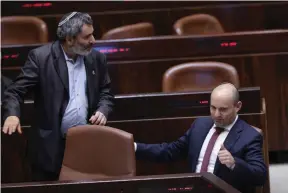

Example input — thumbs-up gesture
[218,144,235,169]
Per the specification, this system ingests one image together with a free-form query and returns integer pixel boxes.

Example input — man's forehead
[210,102,231,108]
[211,95,234,107]
[80,24,94,35]
[212,89,234,99]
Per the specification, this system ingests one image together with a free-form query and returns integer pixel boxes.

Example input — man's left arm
[219,134,267,186]
[90,54,114,125]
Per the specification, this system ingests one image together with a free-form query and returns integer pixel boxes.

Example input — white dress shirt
[195,115,238,173]
[60,47,88,135]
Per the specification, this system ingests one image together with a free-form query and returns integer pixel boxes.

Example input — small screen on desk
[139,186,194,193]
[93,46,130,54]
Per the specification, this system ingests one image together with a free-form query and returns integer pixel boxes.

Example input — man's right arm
[134,128,191,163]
[2,50,39,134]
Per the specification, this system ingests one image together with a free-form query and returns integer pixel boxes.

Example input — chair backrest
[173,14,224,36]
[1,16,48,45]
[162,62,239,92]
[250,125,270,193]
[101,22,154,40]
[59,125,136,181]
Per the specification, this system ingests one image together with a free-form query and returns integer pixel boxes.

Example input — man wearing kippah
[2,12,114,181]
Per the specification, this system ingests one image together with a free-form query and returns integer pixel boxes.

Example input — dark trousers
[31,165,59,182]
[29,135,66,182]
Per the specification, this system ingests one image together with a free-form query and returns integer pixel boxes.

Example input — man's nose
[215,110,221,117]
[90,35,96,44]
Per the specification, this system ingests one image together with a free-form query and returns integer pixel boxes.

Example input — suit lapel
[213,118,244,174]
[52,41,69,94]
[51,41,70,120]
[191,118,214,171]
[223,119,243,152]
[84,54,97,116]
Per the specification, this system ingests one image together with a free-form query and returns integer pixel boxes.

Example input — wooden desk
[2,30,288,68]
[1,173,241,193]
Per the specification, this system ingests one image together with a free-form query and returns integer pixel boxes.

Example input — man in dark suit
[2,12,114,181]
[135,83,267,193]
[1,74,12,101]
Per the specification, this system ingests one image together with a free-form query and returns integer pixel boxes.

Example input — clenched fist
[218,144,235,169]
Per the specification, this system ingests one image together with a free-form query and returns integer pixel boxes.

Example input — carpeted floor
[269,164,288,193]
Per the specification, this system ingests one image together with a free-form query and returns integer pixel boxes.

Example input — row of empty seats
[1,13,224,45]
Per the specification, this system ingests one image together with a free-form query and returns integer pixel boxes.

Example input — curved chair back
[1,16,48,45]
[173,14,224,36]
[102,22,154,40]
[162,62,239,92]
[59,125,136,181]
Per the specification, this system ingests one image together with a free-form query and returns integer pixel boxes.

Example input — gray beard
[71,46,92,56]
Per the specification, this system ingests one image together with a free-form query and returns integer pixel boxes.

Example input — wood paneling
[1,128,31,183]
[2,30,288,64]
[1,32,287,151]
[38,2,288,41]
[251,55,288,151]
[1,1,236,16]
[16,88,261,125]
[2,2,287,41]
[2,30,288,68]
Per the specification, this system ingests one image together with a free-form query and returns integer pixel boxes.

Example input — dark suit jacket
[2,41,114,173]
[136,117,267,193]
[1,74,12,98]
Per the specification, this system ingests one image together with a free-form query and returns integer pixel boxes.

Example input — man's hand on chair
[89,111,107,126]
[2,116,22,135]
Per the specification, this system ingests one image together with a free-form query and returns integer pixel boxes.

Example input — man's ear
[235,101,242,113]
[65,36,75,46]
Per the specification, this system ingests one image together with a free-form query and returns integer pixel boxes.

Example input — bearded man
[2,12,114,181]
